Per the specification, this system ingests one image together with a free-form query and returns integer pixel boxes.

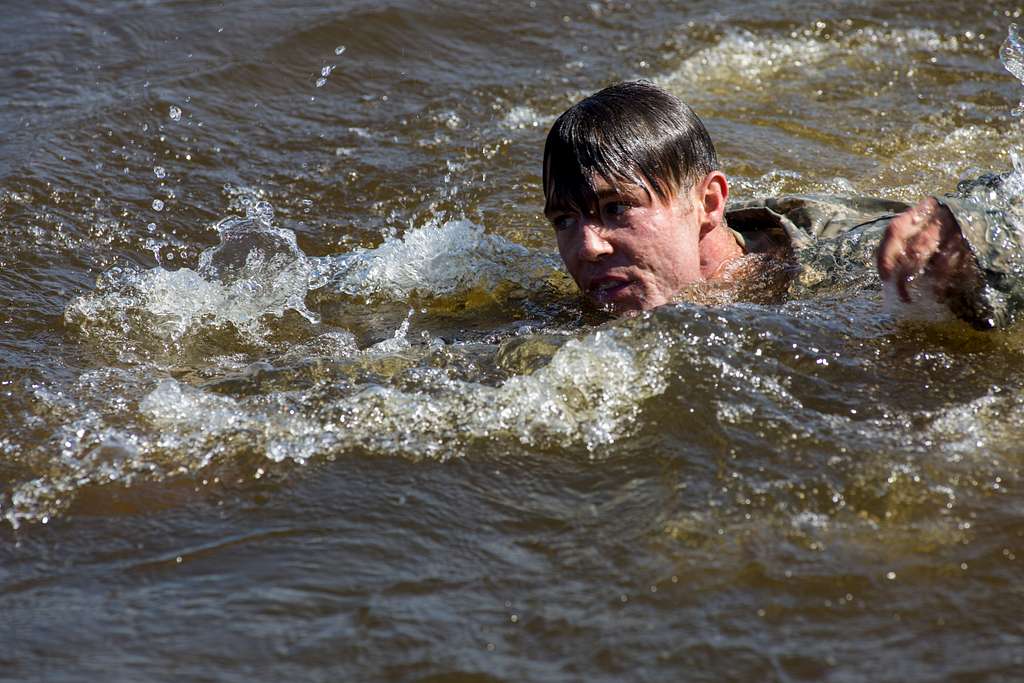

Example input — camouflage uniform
[726,174,1023,329]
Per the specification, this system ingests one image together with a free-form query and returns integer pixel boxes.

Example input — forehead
[591,175,645,195]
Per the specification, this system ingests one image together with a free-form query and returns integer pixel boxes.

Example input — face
[547,176,705,314]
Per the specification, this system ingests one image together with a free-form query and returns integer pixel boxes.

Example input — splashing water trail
[1001,23,1024,116]
[314,219,559,301]
[65,211,321,351]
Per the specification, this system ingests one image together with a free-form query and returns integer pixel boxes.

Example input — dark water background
[4,1,1024,680]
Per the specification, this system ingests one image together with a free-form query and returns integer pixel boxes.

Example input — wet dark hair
[543,81,718,216]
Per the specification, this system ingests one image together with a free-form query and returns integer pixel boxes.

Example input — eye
[550,213,578,232]
[603,201,634,221]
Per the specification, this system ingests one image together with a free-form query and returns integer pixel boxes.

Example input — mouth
[587,277,634,305]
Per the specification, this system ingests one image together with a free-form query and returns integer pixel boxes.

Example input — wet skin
[546,172,735,314]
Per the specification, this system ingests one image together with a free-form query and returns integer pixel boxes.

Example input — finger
[905,221,941,264]
[878,226,910,280]
[928,220,964,279]
[887,250,917,303]
[913,197,938,223]
[935,204,969,260]
[879,228,929,286]
[877,200,931,279]
[929,205,974,300]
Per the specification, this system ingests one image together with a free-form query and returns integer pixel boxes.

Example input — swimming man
[543,81,1018,328]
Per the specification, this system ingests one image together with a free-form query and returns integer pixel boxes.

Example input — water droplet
[169,105,182,121]
[154,166,166,179]
[335,45,346,55]
[886,571,896,580]
[152,199,165,211]
[246,200,275,224]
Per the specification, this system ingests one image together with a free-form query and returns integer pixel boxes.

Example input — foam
[132,324,670,462]
[66,216,319,348]
[314,218,558,300]
[5,318,674,527]
[660,26,967,92]
[503,105,552,130]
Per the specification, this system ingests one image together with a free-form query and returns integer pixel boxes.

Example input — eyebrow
[543,184,649,218]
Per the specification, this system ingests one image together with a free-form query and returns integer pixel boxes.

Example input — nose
[577,219,613,262]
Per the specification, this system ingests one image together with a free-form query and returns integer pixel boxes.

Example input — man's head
[543,81,733,313]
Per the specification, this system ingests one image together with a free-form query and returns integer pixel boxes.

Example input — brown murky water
[3,1,1024,680]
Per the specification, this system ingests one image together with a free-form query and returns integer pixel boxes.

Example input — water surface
[3,1,1024,680]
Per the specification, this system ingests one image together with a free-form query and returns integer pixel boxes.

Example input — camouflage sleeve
[786,213,895,299]
[726,194,908,299]
[735,184,1024,329]
[933,172,1024,329]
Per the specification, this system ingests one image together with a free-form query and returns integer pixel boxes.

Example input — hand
[876,197,976,303]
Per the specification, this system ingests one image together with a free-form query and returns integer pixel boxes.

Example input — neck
[699,222,745,280]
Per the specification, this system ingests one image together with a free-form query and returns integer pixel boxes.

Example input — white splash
[660,26,962,92]
[1000,23,1024,116]
[503,105,551,130]
[314,219,557,300]
[66,214,320,347]
[135,324,672,462]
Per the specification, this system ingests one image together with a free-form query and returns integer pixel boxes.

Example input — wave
[65,212,560,356]
[660,26,973,92]
[314,218,558,300]
[5,316,669,528]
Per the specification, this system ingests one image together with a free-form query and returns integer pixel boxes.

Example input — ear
[697,171,729,237]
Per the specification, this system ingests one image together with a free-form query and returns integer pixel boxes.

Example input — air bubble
[152,199,165,211]
[154,166,166,179]
[335,45,346,55]
[169,106,182,121]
